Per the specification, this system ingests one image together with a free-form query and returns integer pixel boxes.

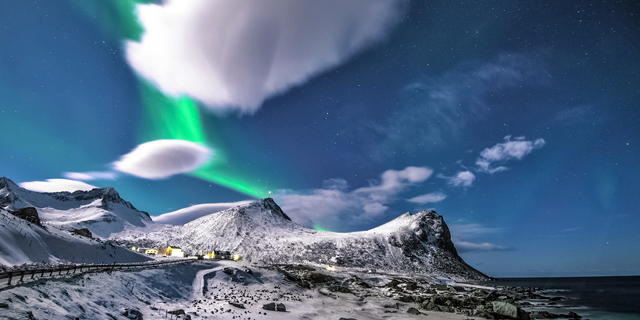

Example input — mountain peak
[251,198,291,221]
[0,177,18,190]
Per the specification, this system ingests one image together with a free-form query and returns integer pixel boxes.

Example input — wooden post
[31,270,36,279]
[19,271,25,283]
[7,272,12,286]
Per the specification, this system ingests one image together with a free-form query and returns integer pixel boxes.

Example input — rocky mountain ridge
[121,198,489,281]
[0,177,152,238]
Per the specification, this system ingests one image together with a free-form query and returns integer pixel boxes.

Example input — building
[145,249,158,255]
[166,246,184,257]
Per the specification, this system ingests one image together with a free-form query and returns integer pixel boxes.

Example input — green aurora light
[137,82,269,198]
[70,0,273,198]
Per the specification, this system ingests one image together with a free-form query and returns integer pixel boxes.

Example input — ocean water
[495,276,640,320]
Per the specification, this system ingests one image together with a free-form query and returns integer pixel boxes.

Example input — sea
[494,276,640,320]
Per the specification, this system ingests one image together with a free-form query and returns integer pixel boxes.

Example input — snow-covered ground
[0,208,150,267]
[0,259,476,320]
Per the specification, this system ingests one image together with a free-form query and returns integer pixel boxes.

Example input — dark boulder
[71,228,92,238]
[229,302,245,309]
[263,302,276,311]
[10,207,41,225]
[123,308,143,320]
[407,307,421,315]
[492,301,517,318]
[276,303,286,312]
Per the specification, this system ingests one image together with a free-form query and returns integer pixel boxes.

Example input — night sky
[2,0,639,277]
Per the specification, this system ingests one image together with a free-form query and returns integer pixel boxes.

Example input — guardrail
[0,258,195,288]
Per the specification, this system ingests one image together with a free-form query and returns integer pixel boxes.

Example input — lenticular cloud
[113,140,212,179]
[20,179,97,193]
[126,0,406,113]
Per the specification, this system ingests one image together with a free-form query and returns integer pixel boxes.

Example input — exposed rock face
[71,228,93,238]
[9,207,41,225]
[122,198,489,281]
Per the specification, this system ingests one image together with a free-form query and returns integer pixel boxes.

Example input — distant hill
[120,198,489,281]
[0,177,154,238]
[0,207,150,267]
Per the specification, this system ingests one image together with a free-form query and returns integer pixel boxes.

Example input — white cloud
[407,191,447,204]
[152,201,253,225]
[127,0,406,113]
[440,171,476,188]
[20,179,97,193]
[274,166,432,229]
[63,171,117,181]
[355,166,433,202]
[113,140,212,179]
[476,135,546,173]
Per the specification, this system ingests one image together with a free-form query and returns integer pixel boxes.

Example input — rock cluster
[71,228,92,238]
[9,207,41,225]
[271,264,583,320]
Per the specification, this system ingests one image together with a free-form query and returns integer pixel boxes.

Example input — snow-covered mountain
[0,207,151,266]
[120,198,489,281]
[0,177,153,238]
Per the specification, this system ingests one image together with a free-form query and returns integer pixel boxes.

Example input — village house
[166,246,184,257]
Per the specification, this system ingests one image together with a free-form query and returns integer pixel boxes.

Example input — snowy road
[191,266,219,300]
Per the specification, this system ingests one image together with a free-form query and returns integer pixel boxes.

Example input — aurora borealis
[2,0,639,277]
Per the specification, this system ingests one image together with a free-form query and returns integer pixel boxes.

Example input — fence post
[19,271,25,283]
[7,272,11,286]
[31,270,36,280]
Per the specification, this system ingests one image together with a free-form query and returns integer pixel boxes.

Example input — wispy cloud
[476,135,545,174]
[545,105,607,127]
[20,179,97,193]
[127,0,406,113]
[274,166,433,230]
[407,191,447,204]
[113,140,212,179]
[63,171,117,181]
[439,171,476,188]
[361,54,547,158]
[449,223,510,253]
[454,241,510,253]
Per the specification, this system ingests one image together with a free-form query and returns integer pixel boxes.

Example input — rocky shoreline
[273,264,584,319]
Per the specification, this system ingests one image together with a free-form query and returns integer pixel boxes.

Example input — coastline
[493,276,640,320]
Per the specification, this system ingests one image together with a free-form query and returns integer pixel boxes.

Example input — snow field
[1,259,475,320]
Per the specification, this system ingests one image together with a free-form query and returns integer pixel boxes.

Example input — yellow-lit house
[166,246,184,257]
[145,249,158,255]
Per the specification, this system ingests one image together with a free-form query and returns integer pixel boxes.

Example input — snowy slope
[0,208,151,266]
[152,201,253,225]
[0,177,153,238]
[120,198,489,281]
